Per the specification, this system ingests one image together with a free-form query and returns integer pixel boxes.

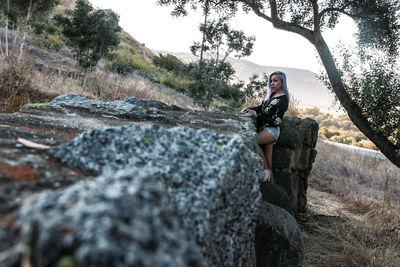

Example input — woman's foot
[261,169,271,183]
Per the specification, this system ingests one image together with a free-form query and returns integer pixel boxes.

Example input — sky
[89,0,357,74]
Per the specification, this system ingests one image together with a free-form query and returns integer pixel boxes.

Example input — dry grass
[0,56,58,113]
[309,141,400,205]
[28,52,197,109]
[298,140,400,266]
[0,54,197,112]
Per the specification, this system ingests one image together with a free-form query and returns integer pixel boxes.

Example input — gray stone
[277,117,302,149]
[274,169,298,213]
[49,124,262,266]
[272,147,291,169]
[272,116,319,213]
[16,168,204,267]
[1,94,318,267]
[259,183,293,214]
[255,202,304,267]
[33,94,179,123]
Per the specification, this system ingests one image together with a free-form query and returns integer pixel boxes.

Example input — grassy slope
[297,140,400,266]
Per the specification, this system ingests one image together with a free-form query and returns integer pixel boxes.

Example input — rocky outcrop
[275,117,319,213]
[255,202,304,267]
[0,94,318,266]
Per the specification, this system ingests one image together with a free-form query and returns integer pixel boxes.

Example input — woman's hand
[241,108,257,117]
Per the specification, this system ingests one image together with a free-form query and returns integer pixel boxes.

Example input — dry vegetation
[0,56,58,113]
[298,140,400,266]
[0,52,197,113]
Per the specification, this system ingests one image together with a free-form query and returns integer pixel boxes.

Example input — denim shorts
[259,125,280,144]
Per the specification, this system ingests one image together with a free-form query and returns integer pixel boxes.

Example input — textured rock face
[2,102,262,267]
[273,116,319,213]
[255,202,304,267]
[48,124,262,266]
[18,169,204,267]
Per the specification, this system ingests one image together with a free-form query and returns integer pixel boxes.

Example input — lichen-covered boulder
[255,202,304,267]
[272,116,319,213]
[16,169,204,267]
[10,124,262,266]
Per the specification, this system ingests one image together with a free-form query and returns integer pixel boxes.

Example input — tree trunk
[18,0,33,63]
[5,0,10,56]
[313,32,400,167]
[200,0,209,64]
[0,31,4,58]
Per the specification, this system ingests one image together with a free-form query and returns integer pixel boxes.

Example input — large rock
[255,202,304,267]
[272,117,319,213]
[16,169,204,267]
[7,124,262,267]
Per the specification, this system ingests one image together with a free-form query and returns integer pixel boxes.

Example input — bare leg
[257,130,276,182]
[265,144,274,184]
[257,145,268,169]
[257,130,276,146]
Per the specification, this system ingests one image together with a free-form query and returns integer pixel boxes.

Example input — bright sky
[89,0,357,73]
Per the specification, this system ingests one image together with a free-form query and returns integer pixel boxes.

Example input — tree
[0,0,59,60]
[158,0,400,168]
[191,16,255,64]
[186,59,243,109]
[187,13,254,109]
[55,0,121,70]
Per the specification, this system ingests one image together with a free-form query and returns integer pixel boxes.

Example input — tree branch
[241,0,315,43]
[318,1,356,22]
[311,0,320,32]
[318,7,354,21]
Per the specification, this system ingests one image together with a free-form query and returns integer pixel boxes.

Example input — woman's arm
[241,102,263,115]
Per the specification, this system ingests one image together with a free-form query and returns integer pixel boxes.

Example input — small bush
[106,57,134,75]
[33,34,65,50]
[153,53,186,74]
[159,71,189,93]
[0,58,57,113]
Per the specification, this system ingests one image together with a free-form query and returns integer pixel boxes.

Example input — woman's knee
[257,130,276,145]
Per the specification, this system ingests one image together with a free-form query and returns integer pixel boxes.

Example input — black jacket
[249,94,288,128]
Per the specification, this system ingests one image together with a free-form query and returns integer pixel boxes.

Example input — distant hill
[154,50,339,113]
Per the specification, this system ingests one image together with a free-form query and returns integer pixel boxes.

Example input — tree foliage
[0,0,59,59]
[186,59,243,109]
[186,10,254,109]
[55,0,121,70]
[158,0,400,167]
[191,16,255,63]
[329,46,400,146]
[0,0,59,25]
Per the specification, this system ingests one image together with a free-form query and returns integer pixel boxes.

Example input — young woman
[242,71,289,183]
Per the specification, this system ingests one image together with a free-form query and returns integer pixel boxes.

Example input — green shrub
[129,54,157,73]
[159,71,189,93]
[33,34,65,50]
[153,53,187,74]
[106,57,134,75]
[320,127,341,139]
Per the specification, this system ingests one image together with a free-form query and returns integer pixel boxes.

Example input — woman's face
[270,74,283,92]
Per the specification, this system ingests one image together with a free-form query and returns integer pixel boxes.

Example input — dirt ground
[297,187,400,266]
